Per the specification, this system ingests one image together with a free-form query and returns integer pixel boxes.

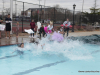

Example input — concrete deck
[69,31,100,37]
[0,31,100,46]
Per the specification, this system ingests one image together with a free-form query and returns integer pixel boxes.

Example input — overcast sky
[18,0,100,11]
[0,0,100,13]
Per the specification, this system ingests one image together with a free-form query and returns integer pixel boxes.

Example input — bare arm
[12,50,16,54]
[63,21,67,26]
[41,44,45,49]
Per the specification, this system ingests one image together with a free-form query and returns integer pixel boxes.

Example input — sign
[0,24,5,31]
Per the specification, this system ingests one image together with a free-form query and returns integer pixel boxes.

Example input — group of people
[29,19,54,38]
[0,13,71,40]
[29,18,71,41]
[11,19,71,55]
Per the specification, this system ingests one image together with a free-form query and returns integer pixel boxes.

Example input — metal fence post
[65,9,66,21]
[48,13,49,19]
[10,0,13,34]
[22,2,24,32]
[72,8,75,32]
[53,7,55,27]
[94,9,95,25]
[41,5,42,22]
[31,10,32,21]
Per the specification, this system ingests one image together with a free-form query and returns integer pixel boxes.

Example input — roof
[27,7,54,11]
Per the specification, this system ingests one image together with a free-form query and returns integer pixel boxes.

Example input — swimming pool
[0,37,100,75]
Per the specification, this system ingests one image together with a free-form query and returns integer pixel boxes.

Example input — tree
[81,0,100,25]
[54,4,61,8]
[5,8,10,15]
[53,4,72,23]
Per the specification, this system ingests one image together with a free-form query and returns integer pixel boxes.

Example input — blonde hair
[50,21,53,25]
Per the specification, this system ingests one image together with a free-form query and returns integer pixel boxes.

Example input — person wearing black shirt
[0,15,3,39]
[5,14,12,38]
[39,25,45,38]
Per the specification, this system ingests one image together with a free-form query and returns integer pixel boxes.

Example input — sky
[0,0,100,13]
[18,0,100,11]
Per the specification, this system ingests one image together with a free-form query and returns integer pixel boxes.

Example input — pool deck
[68,31,100,37]
[0,31,100,46]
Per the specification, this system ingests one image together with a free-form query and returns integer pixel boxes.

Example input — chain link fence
[0,0,100,33]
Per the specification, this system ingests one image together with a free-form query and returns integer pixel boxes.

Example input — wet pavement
[0,36,31,46]
[0,31,100,46]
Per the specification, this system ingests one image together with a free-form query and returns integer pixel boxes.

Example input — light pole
[72,4,76,32]
[10,0,13,34]
[38,0,42,22]
[2,0,5,18]
[82,0,84,12]
[15,0,17,16]
[44,0,46,20]
[81,0,84,27]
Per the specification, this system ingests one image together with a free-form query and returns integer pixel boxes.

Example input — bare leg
[16,37,18,43]
[9,31,10,38]
[16,30,18,38]
[5,31,7,38]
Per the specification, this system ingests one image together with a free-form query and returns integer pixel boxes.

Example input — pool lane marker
[83,50,100,55]
[13,60,66,75]
[0,55,18,59]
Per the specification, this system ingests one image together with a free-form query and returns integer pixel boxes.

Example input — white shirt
[63,21,71,27]
[58,31,60,33]
[48,25,53,30]
[60,28,63,31]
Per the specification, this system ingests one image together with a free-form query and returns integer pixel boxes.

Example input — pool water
[0,38,100,75]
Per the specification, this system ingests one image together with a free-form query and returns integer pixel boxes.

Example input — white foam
[23,37,93,60]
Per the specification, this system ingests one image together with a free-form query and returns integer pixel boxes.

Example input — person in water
[12,43,24,55]
[41,44,45,49]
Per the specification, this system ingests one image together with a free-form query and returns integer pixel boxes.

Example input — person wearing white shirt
[63,19,71,37]
[48,25,53,31]
[47,21,53,33]
[47,21,53,39]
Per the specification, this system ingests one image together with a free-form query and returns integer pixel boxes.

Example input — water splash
[23,37,93,60]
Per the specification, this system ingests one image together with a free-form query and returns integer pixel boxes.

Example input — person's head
[19,43,24,48]
[66,18,69,21]
[41,25,44,27]
[50,21,53,25]
[32,19,34,22]
[17,21,19,24]
[57,27,60,31]
[8,14,10,18]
